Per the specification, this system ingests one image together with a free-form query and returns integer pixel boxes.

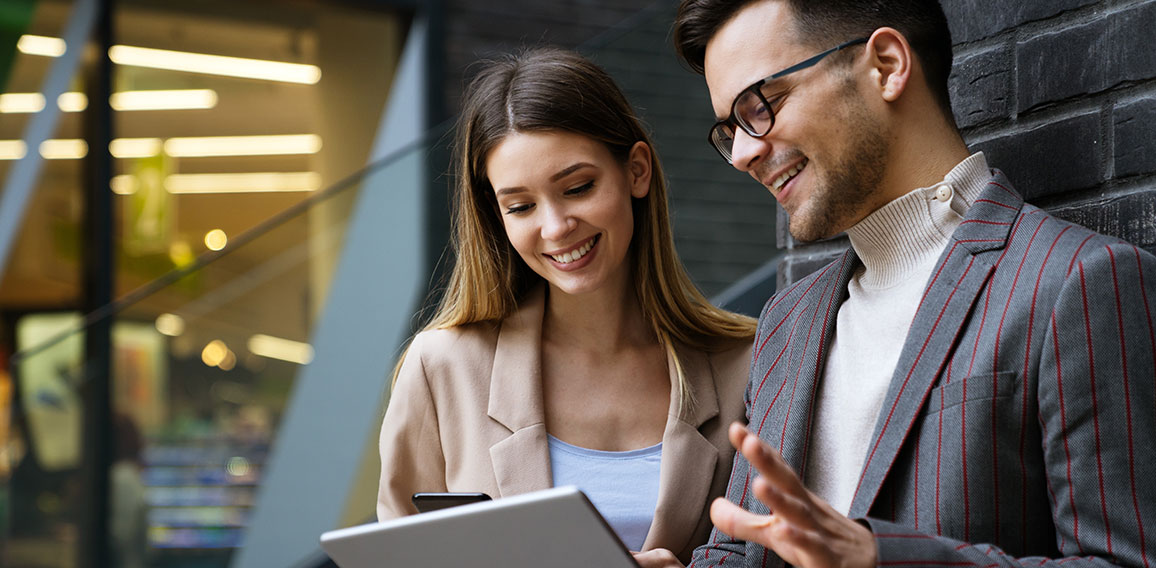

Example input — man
[635,0,1156,566]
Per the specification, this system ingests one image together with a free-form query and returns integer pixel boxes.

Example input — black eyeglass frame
[708,37,870,163]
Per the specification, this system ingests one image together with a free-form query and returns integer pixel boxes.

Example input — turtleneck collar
[845,152,991,289]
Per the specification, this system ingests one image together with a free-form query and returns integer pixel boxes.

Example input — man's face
[703,0,889,242]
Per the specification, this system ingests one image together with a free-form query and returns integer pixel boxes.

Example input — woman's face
[486,130,651,297]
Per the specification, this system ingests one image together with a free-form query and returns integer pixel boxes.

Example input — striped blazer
[691,171,1156,567]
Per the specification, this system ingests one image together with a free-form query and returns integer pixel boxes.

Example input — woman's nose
[540,203,577,241]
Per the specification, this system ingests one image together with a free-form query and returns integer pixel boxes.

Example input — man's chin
[788,220,841,243]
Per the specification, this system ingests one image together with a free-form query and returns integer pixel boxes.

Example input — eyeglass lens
[735,89,773,135]
[711,87,774,162]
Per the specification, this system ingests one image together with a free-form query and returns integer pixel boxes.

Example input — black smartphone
[411,492,492,513]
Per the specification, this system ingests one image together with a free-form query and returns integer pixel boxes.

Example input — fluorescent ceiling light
[0,93,46,113]
[57,92,87,112]
[110,138,163,159]
[3,133,320,160]
[22,34,320,84]
[1,89,218,113]
[248,333,314,365]
[40,139,87,160]
[111,175,136,195]
[112,89,218,111]
[17,35,66,57]
[164,172,321,194]
[0,141,28,160]
[109,45,321,84]
[164,134,322,157]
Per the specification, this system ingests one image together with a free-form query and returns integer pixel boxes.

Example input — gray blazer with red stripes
[691,171,1156,567]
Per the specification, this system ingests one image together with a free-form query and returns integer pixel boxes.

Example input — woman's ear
[866,27,912,103]
[628,141,652,198]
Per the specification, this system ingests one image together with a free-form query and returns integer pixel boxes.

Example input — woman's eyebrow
[550,162,594,182]
[495,162,596,195]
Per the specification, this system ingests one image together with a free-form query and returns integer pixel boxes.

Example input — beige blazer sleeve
[376,332,447,520]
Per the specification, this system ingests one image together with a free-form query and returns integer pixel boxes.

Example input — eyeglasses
[708,37,869,163]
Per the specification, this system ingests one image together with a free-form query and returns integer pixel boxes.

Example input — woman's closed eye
[504,202,533,215]
[564,181,595,196]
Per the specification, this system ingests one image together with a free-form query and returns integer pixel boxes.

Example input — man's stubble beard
[788,88,889,243]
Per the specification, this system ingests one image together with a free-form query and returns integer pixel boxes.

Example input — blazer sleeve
[866,241,1156,567]
[376,333,448,521]
[688,451,763,567]
[689,302,777,568]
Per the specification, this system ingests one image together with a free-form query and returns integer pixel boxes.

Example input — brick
[777,250,846,290]
[1016,3,1156,112]
[1049,190,1156,250]
[1016,18,1109,112]
[942,0,1097,44]
[1107,2,1156,88]
[970,112,1103,200]
[949,45,1012,128]
[1114,98,1156,178]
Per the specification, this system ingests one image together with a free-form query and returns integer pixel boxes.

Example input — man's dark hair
[673,0,955,120]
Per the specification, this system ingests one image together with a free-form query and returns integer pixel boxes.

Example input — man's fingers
[729,422,809,497]
[709,497,779,541]
[751,476,814,529]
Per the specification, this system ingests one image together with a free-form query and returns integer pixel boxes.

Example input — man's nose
[729,128,768,174]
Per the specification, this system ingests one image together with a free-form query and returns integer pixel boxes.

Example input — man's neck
[875,119,972,207]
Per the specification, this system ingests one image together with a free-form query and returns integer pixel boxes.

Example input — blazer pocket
[924,371,1018,414]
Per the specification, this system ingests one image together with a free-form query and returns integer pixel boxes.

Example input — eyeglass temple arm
[768,37,870,80]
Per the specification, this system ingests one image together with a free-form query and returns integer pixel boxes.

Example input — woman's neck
[542,279,654,354]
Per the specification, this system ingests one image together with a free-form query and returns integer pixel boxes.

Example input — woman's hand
[632,548,684,568]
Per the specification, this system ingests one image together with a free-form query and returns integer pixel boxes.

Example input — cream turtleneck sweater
[803,152,992,514]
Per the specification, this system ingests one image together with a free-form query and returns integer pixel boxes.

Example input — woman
[376,47,755,562]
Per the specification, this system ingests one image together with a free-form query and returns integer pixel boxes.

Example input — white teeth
[772,158,808,190]
[551,237,596,264]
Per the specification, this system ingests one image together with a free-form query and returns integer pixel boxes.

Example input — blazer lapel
[644,345,719,553]
[487,286,553,498]
[848,172,1023,517]
[776,252,857,475]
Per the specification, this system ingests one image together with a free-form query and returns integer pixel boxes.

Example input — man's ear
[865,27,913,103]
[628,141,652,198]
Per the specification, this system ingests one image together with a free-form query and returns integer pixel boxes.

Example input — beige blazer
[376,286,751,562]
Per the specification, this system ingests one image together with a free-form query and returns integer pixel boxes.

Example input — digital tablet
[320,486,639,567]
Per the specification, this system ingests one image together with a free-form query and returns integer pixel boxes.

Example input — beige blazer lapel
[643,345,720,554]
[487,286,553,498]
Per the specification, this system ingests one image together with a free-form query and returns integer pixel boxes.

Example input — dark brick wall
[779,0,1156,288]
[438,0,1156,296]
[440,0,777,296]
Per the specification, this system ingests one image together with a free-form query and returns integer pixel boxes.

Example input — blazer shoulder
[705,337,753,390]
[1011,205,1154,271]
[402,322,501,389]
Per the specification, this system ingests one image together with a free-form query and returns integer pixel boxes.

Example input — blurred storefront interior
[0,0,778,566]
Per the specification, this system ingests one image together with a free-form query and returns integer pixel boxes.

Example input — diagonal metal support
[0,0,98,278]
